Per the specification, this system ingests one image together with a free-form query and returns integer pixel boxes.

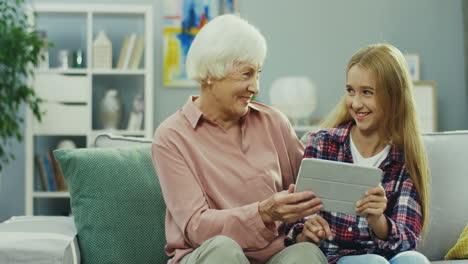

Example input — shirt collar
[181,96,203,129]
[181,96,262,129]
[331,121,354,144]
[331,120,404,164]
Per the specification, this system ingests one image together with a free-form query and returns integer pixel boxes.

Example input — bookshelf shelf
[33,192,70,198]
[35,68,88,75]
[91,129,146,136]
[92,69,146,75]
[33,132,89,137]
[25,3,154,216]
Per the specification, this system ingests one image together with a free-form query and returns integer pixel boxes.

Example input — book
[116,35,130,69]
[122,33,137,69]
[34,155,49,191]
[129,36,144,69]
[50,151,68,191]
[43,154,56,191]
[45,151,59,191]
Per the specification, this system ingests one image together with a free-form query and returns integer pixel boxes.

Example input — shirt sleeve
[279,114,305,183]
[152,139,279,251]
[281,125,313,247]
[372,175,423,252]
[303,131,327,159]
[284,221,305,246]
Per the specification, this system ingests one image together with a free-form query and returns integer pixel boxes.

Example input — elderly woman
[152,14,326,264]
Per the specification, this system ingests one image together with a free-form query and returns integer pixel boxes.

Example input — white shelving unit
[25,4,153,216]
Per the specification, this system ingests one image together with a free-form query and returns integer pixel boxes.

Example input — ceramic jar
[99,89,122,129]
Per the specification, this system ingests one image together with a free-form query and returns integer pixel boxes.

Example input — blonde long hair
[322,44,429,234]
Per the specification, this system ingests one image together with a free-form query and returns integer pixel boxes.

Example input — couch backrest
[94,133,152,148]
[417,131,468,260]
[96,132,468,261]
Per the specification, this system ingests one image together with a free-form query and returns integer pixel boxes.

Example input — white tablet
[295,158,383,216]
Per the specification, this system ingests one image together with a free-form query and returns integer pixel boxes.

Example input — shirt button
[348,227,353,232]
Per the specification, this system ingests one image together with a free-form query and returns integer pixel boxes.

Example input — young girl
[285,44,430,264]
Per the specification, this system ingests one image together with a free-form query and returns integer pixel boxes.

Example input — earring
[207,79,212,85]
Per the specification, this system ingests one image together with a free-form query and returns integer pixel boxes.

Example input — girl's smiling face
[345,65,383,137]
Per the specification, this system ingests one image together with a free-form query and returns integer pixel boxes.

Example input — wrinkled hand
[356,185,387,226]
[296,215,332,245]
[259,184,322,224]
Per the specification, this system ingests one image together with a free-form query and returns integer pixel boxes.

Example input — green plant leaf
[0,0,47,172]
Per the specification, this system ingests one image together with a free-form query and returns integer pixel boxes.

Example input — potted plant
[0,0,49,175]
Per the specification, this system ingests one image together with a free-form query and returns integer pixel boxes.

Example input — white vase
[99,89,122,129]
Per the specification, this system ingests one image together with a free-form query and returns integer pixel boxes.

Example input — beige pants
[179,235,327,264]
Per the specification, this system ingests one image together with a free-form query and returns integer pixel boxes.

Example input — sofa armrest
[0,216,80,264]
[93,133,152,148]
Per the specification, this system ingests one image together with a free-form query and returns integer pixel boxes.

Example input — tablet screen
[295,158,383,216]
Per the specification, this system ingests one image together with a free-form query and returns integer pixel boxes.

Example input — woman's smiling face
[208,63,261,120]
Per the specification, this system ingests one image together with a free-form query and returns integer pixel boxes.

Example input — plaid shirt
[284,121,423,263]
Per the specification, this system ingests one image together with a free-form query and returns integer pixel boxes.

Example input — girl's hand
[296,215,332,245]
[356,185,387,226]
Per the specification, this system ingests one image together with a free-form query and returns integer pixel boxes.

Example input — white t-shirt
[350,136,391,167]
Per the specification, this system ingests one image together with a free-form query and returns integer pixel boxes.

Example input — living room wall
[0,0,465,221]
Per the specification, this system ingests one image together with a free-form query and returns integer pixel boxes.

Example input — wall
[0,107,26,221]
[464,1,468,127]
[251,1,467,129]
[158,0,467,131]
[0,0,465,221]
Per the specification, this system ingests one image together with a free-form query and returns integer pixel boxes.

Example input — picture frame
[162,0,238,87]
[413,81,437,132]
[404,53,420,81]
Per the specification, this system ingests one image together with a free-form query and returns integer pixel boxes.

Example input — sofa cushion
[431,261,468,264]
[445,223,468,260]
[54,146,168,264]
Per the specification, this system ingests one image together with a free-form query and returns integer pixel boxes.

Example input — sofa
[1,131,467,264]
[415,131,468,263]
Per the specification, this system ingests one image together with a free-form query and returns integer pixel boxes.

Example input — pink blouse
[152,96,303,264]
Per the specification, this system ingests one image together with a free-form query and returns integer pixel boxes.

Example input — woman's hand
[356,185,390,239]
[296,215,332,245]
[258,184,322,224]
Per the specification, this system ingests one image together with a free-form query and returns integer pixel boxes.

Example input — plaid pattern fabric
[285,121,423,264]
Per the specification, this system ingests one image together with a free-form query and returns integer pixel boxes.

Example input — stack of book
[34,151,67,192]
[116,33,145,69]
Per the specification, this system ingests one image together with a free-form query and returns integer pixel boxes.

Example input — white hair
[186,14,267,82]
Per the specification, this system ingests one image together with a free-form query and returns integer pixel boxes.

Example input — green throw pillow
[54,146,168,264]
